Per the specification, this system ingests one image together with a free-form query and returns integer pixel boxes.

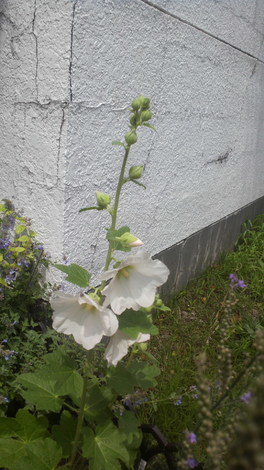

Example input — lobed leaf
[54,263,90,288]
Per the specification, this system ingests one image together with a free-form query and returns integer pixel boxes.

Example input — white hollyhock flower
[105,330,150,366]
[51,292,118,350]
[101,251,169,315]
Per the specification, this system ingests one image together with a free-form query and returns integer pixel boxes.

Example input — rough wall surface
[64,0,264,282]
[1,0,264,286]
[0,0,72,270]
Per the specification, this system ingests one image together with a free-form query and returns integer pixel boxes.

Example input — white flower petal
[51,292,117,351]
[105,331,150,366]
[102,251,169,315]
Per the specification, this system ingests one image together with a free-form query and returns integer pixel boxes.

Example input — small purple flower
[1,339,8,344]
[0,238,10,249]
[187,432,197,444]
[4,356,10,361]
[229,273,247,289]
[189,385,197,391]
[240,392,251,403]
[174,396,182,406]
[187,457,198,468]
[4,397,9,403]
[236,280,247,288]
[35,244,44,251]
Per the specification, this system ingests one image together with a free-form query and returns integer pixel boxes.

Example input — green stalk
[103,145,131,274]
[68,376,89,468]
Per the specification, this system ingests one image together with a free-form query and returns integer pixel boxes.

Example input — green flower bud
[129,114,137,126]
[131,98,141,111]
[141,110,152,122]
[125,131,138,146]
[141,97,150,110]
[96,191,111,209]
[129,165,144,180]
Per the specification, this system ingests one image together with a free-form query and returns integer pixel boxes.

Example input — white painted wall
[1,0,264,285]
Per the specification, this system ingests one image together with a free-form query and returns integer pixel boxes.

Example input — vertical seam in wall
[32,0,39,100]
[69,0,78,102]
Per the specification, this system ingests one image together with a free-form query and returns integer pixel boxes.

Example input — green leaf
[16,373,63,412]
[82,422,130,470]
[127,361,160,389]
[84,384,113,422]
[16,438,62,470]
[41,349,84,398]
[15,224,27,234]
[118,310,159,339]
[17,235,31,243]
[142,123,156,131]
[118,411,142,448]
[112,141,125,147]
[54,263,90,287]
[9,247,25,253]
[0,277,9,287]
[0,438,26,469]
[0,203,7,212]
[0,412,54,470]
[130,179,146,189]
[106,226,132,252]
[108,364,137,395]
[79,206,99,212]
[52,411,77,458]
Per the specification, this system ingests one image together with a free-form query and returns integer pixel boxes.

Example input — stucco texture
[1,0,264,285]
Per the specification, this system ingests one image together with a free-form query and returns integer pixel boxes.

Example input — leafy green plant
[0,201,61,414]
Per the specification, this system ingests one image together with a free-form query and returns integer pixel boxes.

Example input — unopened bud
[128,238,144,247]
[129,114,137,126]
[118,232,143,247]
[129,165,144,180]
[131,98,141,111]
[141,110,152,122]
[96,191,111,209]
[141,97,150,110]
[125,131,137,146]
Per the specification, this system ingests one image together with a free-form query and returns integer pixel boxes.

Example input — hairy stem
[68,376,88,467]
[103,145,130,275]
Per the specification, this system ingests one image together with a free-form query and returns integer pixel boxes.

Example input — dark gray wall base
[155,195,264,298]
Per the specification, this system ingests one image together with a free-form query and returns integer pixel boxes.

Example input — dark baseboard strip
[155,195,264,298]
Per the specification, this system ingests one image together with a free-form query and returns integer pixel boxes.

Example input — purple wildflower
[1,339,8,344]
[240,392,251,403]
[237,279,247,288]
[187,457,198,468]
[192,393,199,399]
[229,273,247,289]
[188,432,197,444]
[174,396,182,406]
[0,238,10,249]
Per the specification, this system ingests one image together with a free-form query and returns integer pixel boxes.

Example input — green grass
[138,214,264,448]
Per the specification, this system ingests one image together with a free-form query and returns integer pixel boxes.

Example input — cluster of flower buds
[125,95,152,146]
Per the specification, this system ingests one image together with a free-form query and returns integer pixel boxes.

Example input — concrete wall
[1,0,264,286]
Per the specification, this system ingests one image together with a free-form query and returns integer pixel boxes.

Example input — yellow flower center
[116,266,133,279]
[81,303,97,313]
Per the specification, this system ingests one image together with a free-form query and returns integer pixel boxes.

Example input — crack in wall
[32,0,39,100]
[206,149,232,165]
[69,0,78,102]
[56,104,67,185]
[137,0,264,65]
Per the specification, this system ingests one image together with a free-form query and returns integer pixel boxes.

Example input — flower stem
[103,145,130,274]
[68,376,88,467]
